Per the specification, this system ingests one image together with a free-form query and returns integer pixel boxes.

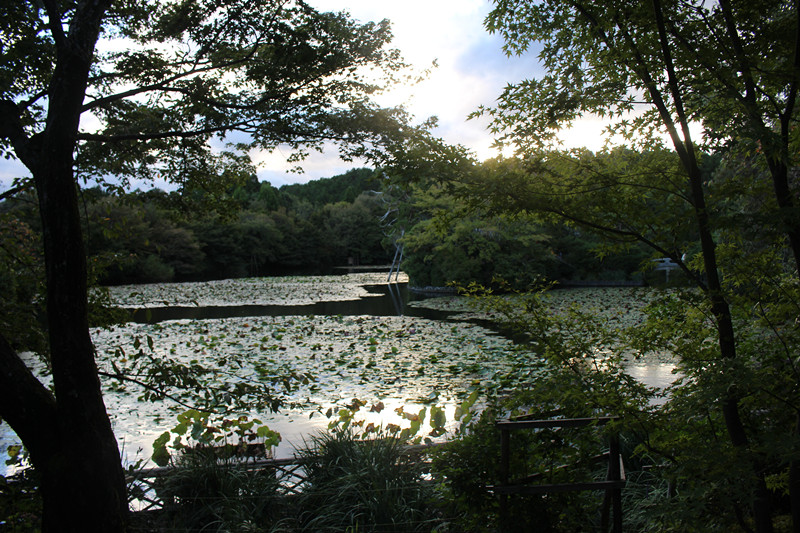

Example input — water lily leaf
[151,432,171,467]
[430,406,446,429]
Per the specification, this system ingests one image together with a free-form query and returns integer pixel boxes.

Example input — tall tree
[0,0,418,530]
[480,1,800,531]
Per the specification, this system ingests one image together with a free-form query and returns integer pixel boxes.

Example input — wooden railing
[489,416,625,533]
[126,442,445,513]
[126,455,311,512]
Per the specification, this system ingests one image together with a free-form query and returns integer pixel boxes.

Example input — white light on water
[2,276,677,477]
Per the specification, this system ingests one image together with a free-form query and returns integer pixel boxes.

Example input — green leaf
[151,431,171,467]
[430,405,447,429]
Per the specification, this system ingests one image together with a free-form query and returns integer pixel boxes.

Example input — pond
[1,272,676,474]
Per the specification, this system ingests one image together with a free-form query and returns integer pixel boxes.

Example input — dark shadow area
[129,283,460,324]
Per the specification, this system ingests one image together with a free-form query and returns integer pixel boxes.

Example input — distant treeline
[1,168,390,285]
[1,165,656,288]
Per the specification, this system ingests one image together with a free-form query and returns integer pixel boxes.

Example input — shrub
[153,448,284,532]
[292,429,444,533]
[431,398,612,533]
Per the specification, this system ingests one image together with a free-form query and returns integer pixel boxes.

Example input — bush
[153,448,284,532]
[431,398,612,533]
[291,429,444,533]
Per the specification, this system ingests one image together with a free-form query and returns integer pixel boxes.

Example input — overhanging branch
[0,180,33,202]
[77,121,253,142]
[0,100,34,169]
[0,334,58,463]
[97,370,214,413]
[544,205,707,290]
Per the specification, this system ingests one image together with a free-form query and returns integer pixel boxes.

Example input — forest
[1,166,650,288]
[1,168,389,284]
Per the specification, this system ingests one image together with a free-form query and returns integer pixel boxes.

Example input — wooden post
[609,434,623,533]
[500,426,510,527]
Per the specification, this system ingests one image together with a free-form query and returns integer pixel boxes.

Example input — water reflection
[2,280,679,476]
[625,361,679,396]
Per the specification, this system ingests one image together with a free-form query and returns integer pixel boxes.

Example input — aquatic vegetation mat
[104,272,409,308]
[92,312,530,459]
[3,276,675,470]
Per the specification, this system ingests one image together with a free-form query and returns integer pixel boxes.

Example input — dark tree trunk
[649,1,775,528]
[0,0,128,530]
[32,156,129,531]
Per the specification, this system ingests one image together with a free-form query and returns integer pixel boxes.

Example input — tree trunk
[32,158,129,531]
[0,0,129,530]
[649,1,775,528]
[791,412,800,533]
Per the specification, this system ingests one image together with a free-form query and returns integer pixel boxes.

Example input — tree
[479,1,800,531]
[280,167,377,206]
[0,1,419,530]
[399,178,558,288]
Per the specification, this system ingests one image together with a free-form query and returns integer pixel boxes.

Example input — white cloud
[254,0,542,185]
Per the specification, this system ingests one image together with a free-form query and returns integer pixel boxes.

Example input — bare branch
[0,334,58,463]
[41,0,66,49]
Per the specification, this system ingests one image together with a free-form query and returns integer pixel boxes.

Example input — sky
[261,0,613,186]
[0,0,614,192]
[260,0,573,187]
[257,0,535,187]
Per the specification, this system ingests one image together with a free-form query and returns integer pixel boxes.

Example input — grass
[290,429,445,532]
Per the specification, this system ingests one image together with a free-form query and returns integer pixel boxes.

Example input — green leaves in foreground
[151,410,281,467]
[295,428,444,533]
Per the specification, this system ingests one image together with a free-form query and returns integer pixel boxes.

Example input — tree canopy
[474,1,800,531]
[3,0,419,192]
[0,1,427,530]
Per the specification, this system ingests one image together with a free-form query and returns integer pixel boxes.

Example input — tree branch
[77,120,254,142]
[41,0,66,49]
[717,0,759,109]
[97,370,215,413]
[0,100,34,169]
[81,39,266,113]
[652,0,700,173]
[547,205,706,289]
[0,334,59,464]
[781,0,800,144]
[0,180,34,202]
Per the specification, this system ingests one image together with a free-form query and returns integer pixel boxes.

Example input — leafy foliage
[0,0,430,528]
[149,447,285,532]
[429,284,654,532]
[0,213,46,354]
[293,429,443,533]
[395,161,652,289]
[457,2,800,529]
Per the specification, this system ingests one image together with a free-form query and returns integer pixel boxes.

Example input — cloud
[261,0,545,183]
[251,2,537,184]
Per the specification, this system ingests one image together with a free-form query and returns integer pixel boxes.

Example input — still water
[1,275,676,475]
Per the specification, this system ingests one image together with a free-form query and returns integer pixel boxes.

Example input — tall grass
[153,448,285,532]
[290,429,445,533]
